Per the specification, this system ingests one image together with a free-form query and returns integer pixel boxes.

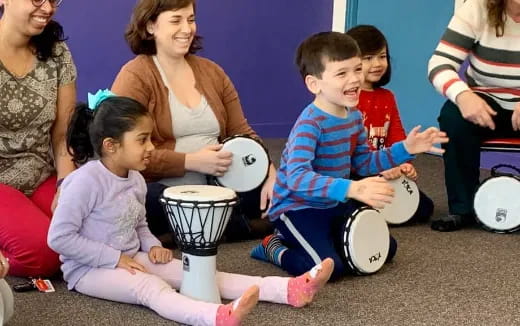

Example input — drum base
[0,279,13,325]
[180,253,221,304]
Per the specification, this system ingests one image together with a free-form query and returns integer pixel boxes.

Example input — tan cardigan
[112,55,259,180]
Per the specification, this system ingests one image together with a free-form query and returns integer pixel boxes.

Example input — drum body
[379,176,419,225]
[474,176,520,233]
[160,185,238,303]
[0,280,13,325]
[215,135,270,192]
[341,207,390,275]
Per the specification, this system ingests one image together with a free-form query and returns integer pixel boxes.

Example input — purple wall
[55,1,333,138]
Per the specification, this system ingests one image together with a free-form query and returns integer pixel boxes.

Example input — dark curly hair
[32,20,67,61]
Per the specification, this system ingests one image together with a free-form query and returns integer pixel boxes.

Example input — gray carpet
[6,139,518,326]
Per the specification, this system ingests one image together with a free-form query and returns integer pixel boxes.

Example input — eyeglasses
[32,0,63,7]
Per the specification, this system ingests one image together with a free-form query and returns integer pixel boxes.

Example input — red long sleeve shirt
[358,88,406,150]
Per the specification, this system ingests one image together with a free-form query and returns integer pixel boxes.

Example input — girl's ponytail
[67,103,95,164]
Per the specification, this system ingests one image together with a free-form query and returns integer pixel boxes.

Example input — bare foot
[287,258,334,307]
[216,285,259,326]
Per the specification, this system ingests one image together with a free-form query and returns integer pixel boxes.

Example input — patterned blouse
[0,42,77,195]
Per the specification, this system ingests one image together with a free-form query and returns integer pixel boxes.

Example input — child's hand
[117,254,146,274]
[400,163,417,181]
[380,167,402,180]
[403,126,449,155]
[149,246,173,264]
[347,176,394,209]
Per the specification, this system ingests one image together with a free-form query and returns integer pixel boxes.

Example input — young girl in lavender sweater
[47,90,333,326]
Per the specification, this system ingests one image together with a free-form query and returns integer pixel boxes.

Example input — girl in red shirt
[347,25,434,224]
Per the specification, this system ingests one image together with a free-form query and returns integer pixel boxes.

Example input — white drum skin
[162,185,237,244]
[216,135,270,193]
[474,176,520,233]
[342,208,390,275]
[379,176,420,225]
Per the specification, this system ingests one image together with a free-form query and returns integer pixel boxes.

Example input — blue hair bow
[87,89,115,110]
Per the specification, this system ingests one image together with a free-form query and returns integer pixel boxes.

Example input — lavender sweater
[48,160,161,290]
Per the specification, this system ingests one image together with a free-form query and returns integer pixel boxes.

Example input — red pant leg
[29,175,57,218]
[0,183,60,277]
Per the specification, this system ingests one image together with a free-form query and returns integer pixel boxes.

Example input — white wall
[332,0,347,31]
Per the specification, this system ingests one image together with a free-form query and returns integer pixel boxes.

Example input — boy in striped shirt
[251,32,448,279]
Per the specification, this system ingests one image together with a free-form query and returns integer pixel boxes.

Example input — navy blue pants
[273,201,397,280]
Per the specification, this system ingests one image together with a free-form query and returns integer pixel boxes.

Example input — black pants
[145,182,274,242]
[438,94,519,215]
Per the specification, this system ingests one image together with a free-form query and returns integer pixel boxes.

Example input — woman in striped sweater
[428,0,520,232]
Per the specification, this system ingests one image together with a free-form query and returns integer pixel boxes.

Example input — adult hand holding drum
[205,134,273,241]
[215,135,270,193]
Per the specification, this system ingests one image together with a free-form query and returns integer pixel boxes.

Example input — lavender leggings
[75,252,289,326]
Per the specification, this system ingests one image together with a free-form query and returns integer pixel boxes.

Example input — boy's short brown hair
[125,0,202,55]
[295,31,360,80]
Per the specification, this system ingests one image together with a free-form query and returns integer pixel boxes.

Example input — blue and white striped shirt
[268,103,414,221]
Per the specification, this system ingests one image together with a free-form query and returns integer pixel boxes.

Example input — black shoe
[431,214,473,232]
[248,218,275,239]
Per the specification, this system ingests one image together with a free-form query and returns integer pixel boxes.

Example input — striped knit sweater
[428,0,520,110]
[268,103,414,221]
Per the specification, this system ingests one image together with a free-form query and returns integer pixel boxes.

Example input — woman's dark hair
[125,0,202,55]
[487,0,506,37]
[0,4,66,61]
[347,25,391,88]
[32,20,67,61]
[67,97,149,164]
[295,31,360,80]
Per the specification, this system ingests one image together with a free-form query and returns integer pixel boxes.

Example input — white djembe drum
[215,135,270,192]
[160,185,238,303]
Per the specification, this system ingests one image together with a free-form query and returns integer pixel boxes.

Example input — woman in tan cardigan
[112,0,275,241]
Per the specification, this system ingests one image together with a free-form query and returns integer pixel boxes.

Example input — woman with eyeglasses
[0,0,77,277]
